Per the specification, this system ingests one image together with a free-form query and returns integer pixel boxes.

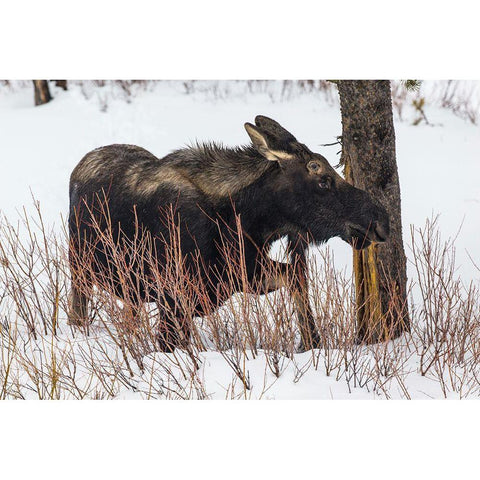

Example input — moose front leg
[287,236,320,351]
[257,239,320,351]
[155,296,192,353]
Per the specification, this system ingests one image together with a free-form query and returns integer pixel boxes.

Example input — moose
[68,116,389,351]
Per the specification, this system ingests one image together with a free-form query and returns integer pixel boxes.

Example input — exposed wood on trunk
[33,80,52,106]
[338,80,409,342]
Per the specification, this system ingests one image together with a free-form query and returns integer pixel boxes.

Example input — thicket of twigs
[0,202,479,399]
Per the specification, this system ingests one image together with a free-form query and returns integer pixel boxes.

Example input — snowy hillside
[0,80,479,399]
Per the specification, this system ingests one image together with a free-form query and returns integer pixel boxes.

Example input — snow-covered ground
[1,80,479,399]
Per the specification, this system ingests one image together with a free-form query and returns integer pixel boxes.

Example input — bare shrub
[1,201,480,399]
[409,217,480,398]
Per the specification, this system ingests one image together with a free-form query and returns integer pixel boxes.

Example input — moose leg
[156,302,191,353]
[67,234,93,328]
[120,301,146,333]
[256,250,320,351]
[68,283,91,327]
[288,236,321,351]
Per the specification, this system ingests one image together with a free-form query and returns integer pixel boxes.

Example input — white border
[1,401,478,479]
[1,0,480,78]
[1,1,479,477]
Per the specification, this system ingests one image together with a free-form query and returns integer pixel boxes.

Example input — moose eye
[307,161,321,173]
[318,176,331,189]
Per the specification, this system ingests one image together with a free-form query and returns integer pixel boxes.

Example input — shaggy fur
[68,115,390,351]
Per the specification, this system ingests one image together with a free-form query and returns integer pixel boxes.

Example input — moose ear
[254,115,297,144]
[244,122,295,162]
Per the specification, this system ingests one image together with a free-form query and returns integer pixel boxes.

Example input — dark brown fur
[68,116,390,351]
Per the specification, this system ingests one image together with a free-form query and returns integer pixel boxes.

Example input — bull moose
[68,115,389,351]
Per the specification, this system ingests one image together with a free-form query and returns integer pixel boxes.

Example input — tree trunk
[54,80,67,90]
[337,80,409,342]
[33,80,52,106]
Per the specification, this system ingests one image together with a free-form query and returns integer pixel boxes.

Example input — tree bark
[33,80,52,106]
[54,80,67,90]
[337,80,409,342]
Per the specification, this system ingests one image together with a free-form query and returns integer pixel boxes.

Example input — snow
[1,80,479,399]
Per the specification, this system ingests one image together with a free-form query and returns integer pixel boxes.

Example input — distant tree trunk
[54,80,67,90]
[337,80,409,342]
[33,80,52,106]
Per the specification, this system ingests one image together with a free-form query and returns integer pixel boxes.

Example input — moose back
[68,116,389,351]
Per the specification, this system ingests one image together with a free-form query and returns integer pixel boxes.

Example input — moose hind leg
[68,284,91,327]
[67,231,93,328]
